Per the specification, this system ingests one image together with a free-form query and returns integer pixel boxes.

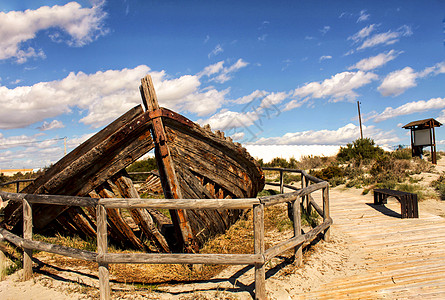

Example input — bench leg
[374,192,388,205]
[412,194,419,218]
[400,196,407,219]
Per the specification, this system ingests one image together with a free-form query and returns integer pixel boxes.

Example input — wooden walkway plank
[299,188,445,299]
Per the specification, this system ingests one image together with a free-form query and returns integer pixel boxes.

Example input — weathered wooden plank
[96,204,110,300]
[141,75,197,253]
[264,217,333,261]
[97,253,263,265]
[172,166,242,247]
[23,199,32,281]
[0,228,97,261]
[264,182,301,191]
[0,242,6,281]
[163,116,263,193]
[254,204,266,300]
[96,183,145,250]
[166,123,262,197]
[322,187,330,241]
[309,195,324,217]
[65,207,97,239]
[113,171,170,252]
[260,182,328,207]
[98,197,260,209]
[293,199,303,266]
[0,191,97,207]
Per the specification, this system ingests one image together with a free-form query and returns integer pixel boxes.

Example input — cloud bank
[0,2,108,63]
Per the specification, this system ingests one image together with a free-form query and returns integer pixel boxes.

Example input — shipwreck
[1,75,265,253]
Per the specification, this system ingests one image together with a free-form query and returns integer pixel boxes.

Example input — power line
[0,137,66,147]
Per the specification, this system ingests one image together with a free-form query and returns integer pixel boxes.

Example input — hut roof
[402,118,442,129]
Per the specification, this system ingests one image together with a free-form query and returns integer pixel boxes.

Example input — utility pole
[357,101,364,140]
[64,137,67,156]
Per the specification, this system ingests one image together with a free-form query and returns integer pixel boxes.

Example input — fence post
[253,203,265,300]
[0,242,6,281]
[22,198,32,281]
[16,182,20,193]
[322,187,330,241]
[293,198,302,266]
[97,204,110,300]
[303,175,311,215]
[279,170,284,194]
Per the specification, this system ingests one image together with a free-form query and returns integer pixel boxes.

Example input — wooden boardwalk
[301,189,445,299]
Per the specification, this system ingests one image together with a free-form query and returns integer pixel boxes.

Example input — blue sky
[0,0,445,169]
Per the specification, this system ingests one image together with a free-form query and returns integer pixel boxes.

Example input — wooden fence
[0,179,35,193]
[0,169,331,300]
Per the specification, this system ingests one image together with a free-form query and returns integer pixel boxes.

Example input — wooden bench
[373,189,419,219]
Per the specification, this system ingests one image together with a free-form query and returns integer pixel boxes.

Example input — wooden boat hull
[1,75,265,253]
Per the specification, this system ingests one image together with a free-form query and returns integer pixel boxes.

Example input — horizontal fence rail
[0,168,331,300]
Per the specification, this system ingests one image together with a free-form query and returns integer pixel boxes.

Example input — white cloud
[198,61,224,77]
[66,132,96,148]
[378,67,417,96]
[292,71,378,103]
[356,25,412,50]
[0,133,66,169]
[320,26,330,35]
[211,59,249,83]
[319,55,332,62]
[260,92,289,108]
[378,62,445,96]
[357,10,370,23]
[198,109,260,131]
[437,110,445,124]
[38,120,65,131]
[283,98,308,112]
[252,123,398,146]
[0,61,246,129]
[208,44,223,58]
[348,50,402,71]
[0,2,107,63]
[418,61,445,77]
[348,24,377,43]
[258,34,268,41]
[233,90,268,105]
[178,88,230,116]
[231,132,245,141]
[373,97,445,122]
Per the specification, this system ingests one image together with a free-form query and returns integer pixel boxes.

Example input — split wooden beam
[140,75,197,253]
[113,170,170,252]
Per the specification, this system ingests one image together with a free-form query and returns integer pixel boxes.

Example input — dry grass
[27,202,306,289]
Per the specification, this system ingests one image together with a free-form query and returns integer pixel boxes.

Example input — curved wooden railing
[0,169,331,300]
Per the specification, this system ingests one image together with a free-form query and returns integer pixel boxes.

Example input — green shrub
[375,180,397,189]
[337,138,384,162]
[437,184,445,200]
[258,189,279,197]
[310,165,344,181]
[391,148,412,160]
[126,157,157,181]
[283,173,301,184]
[431,173,445,200]
[329,176,346,187]
[267,157,290,168]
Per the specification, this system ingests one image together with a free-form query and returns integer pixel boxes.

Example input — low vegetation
[261,138,443,201]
